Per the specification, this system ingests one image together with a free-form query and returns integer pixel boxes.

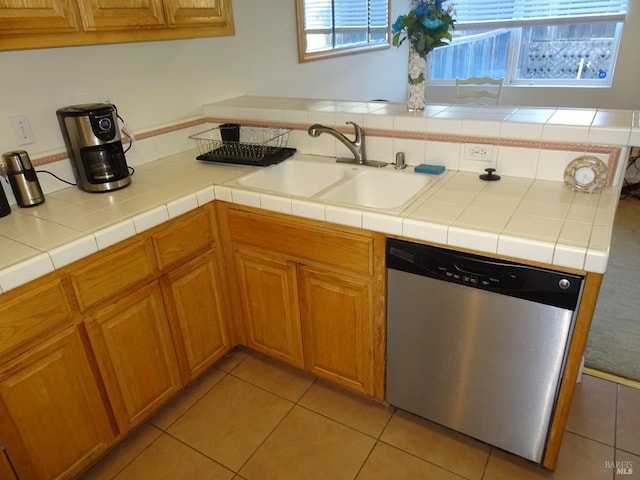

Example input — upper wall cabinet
[0,0,234,51]
[0,0,80,35]
[78,0,166,31]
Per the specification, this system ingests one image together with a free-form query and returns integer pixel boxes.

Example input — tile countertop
[0,150,619,293]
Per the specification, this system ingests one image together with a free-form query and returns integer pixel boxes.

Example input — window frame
[295,0,391,63]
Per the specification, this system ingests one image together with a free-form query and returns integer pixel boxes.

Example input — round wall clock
[563,156,608,194]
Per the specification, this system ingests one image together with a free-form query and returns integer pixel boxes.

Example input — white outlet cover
[464,143,494,161]
[9,114,35,145]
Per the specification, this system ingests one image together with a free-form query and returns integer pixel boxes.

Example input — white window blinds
[303,0,388,33]
[454,0,629,29]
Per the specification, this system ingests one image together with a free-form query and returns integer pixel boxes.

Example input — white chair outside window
[455,77,504,105]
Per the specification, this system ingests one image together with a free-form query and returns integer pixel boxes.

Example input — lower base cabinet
[160,250,231,384]
[234,247,304,368]
[0,328,115,480]
[299,266,373,395]
[84,282,183,434]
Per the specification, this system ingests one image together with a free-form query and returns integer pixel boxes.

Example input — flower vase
[407,47,426,111]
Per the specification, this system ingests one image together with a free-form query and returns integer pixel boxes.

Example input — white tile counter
[0,95,632,293]
[0,149,619,294]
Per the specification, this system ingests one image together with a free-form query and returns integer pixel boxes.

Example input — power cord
[35,170,76,186]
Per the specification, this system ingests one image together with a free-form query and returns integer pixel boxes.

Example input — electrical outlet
[9,114,35,145]
[464,143,493,161]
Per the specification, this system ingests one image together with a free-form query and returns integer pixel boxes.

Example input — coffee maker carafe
[57,103,131,193]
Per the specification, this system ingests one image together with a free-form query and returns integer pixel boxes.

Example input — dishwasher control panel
[387,238,584,310]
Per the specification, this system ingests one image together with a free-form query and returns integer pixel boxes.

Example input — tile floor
[81,348,640,480]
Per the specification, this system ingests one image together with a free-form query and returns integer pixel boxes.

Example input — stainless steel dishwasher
[385,238,584,463]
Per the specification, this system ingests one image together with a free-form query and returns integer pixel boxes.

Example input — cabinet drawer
[151,208,214,272]
[69,238,157,311]
[0,277,75,358]
[226,208,373,275]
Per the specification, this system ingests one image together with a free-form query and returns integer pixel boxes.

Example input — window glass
[297,0,390,62]
[428,0,628,86]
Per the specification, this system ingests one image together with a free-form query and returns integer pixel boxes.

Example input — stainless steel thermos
[1,150,45,207]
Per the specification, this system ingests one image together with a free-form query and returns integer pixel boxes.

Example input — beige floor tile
[215,347,250,373]
[80,424,162,480]
[356,442,466,480]
[566,375,617,446]
[239,406,375,480]
[484,432,614,480]
[614,450,639,479]
[151,367,226,430]
[379,410,490,480]
[168,375,293,471]
[112,433,233,480]
[299,380,393,438]
[230,352,315,402]
[617,385,640,456]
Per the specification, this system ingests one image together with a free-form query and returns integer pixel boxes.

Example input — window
[296,0,390,62]
[428,0,629,86]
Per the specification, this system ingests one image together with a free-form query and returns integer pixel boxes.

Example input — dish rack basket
[189,125,296,166]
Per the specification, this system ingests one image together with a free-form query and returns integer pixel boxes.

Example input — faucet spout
[308,121,367,164]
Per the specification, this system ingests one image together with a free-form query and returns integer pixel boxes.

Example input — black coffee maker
[57,103,131,193]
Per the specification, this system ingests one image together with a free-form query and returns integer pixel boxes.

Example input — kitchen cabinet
[0,0,79,35]
[0,447,16,480]
[218,202,385,398]
[299,266,373,394]
[160,250,231,384]
[233,247,304,368]
[0,204,232,478]
[0,0,234,51]
[84,282,183,434]
[0,328,115,480]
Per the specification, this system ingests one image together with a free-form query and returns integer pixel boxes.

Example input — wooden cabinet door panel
[0,276,75,358]
[69,238,157,311]
[299,267,373,395]
[163,0,232,28]
[85,283,182,433]
[0,328,114,480]
[161,250,230,384]
[234,248,304,368]
[77,0,165,31]
[151,207,214,272]
[0,0,79,35]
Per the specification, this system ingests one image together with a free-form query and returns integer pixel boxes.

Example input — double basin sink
[233,156,439,211]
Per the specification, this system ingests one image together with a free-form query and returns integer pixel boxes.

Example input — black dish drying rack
[190,125,296,167]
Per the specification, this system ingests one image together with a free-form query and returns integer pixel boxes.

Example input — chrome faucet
[308,122,387,167]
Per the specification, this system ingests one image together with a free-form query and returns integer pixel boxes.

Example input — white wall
[1,0,639,158]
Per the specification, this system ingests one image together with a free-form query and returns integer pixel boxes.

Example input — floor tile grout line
[160,368,231,430]
[232,398,298,476]
[104,424,165,480]
[157,429,236,477]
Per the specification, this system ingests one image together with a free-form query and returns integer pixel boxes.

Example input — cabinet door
[299,266,374,395]
[234,248,304,368]
[163,0,233,28]
[77,0,165,31]
[84,282,182,433]
[0,328,115,480]
[161,250,230,384]
[0,0,79,35]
